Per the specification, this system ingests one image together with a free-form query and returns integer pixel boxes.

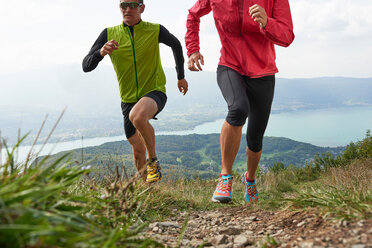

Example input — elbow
[281,32,295,48]
[82,58,92,73]
[286,32,295,47]
[286,41,293,47]
[175,39,182,51]
[82,65,90,73]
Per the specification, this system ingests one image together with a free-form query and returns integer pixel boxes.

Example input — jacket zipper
[126,27,139,100]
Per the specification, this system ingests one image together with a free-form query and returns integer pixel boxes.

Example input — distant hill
[1,64,371,144]
[45,134,344,179]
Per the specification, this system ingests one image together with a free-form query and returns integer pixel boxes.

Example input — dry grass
[287,159,372,220]
[326,158,372,193]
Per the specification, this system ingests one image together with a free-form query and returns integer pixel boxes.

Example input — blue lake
[192,106,372,147]
[1,106,371,163]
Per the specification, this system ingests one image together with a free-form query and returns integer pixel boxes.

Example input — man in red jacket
[185,0,294,203]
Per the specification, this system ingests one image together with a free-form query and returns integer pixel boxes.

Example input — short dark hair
[120,0,143,3]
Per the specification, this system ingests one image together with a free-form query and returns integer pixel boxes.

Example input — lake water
[1,107,371,164]
[194,107,372,147]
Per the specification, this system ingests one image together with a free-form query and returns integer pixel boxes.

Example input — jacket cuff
[187,49,199,57]
[261,17,274,34]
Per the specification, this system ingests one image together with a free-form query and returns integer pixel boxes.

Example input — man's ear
[140,4,145,13]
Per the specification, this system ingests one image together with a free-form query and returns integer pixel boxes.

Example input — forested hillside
[49,134,344,179]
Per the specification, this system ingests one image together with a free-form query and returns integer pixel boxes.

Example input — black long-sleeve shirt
[82,22,185,80]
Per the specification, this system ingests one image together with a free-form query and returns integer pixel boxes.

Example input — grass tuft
[286,158,372,220]
[0,134,162,247]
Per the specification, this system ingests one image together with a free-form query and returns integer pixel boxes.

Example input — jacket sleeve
[82,29,107,72]
[185,0,212,57]
[159,25,185,80]
[261,0,295,47]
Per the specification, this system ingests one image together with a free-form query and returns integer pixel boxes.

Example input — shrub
[313,129,371,170]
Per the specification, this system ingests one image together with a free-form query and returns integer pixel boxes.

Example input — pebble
[233,235,250,247]
[267,224,275,230]
[211,234,229,246]
[357,220,365,227]
[297,221,306,227]
[159,222,180,228]
[351,245,366,248]
[248,216,258,221]
[299,241,314,248]
[360,234,368,243]
[272,229,283,237]
[219,227,242,235]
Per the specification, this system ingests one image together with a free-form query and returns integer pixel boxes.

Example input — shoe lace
[147,161,157,174]
[218,177,232,193]
[246,184,257,196]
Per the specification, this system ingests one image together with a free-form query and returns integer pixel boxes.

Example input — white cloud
[292,0,372,39]
[1,0,372,78]
[274,0,372,77]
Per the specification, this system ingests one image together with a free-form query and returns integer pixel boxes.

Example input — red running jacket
[185,0,295,78]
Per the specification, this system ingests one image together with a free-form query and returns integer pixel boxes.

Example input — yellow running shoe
[146,158,162,183]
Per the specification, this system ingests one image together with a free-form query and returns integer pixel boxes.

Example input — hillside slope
[49,134,344,178]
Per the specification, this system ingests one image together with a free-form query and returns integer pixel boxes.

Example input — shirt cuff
[94,50,104,60]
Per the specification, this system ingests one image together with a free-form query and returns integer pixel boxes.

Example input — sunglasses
[120,2,143,9]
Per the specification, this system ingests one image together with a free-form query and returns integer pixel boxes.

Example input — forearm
[82,50,104,72]
[260,0,294,47]
[82,29,107,72]
[172,41,185,80]
[185,12,201,57]
[185,0,212,56]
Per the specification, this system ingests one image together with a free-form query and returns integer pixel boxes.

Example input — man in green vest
[83,0,188,183]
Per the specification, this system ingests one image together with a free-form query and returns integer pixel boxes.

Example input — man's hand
[249,4,268,28]
[187,52,204,71]
[100,40,119,57]
[177,78,188,95]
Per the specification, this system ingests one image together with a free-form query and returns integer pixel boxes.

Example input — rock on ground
[145,206,372,247]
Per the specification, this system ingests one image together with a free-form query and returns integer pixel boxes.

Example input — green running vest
[107,21,166,103]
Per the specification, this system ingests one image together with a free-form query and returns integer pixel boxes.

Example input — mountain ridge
[1,64,371,145]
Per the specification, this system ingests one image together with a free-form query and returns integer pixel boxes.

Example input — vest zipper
[126,27,139,100]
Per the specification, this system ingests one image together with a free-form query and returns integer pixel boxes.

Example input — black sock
[150,157,157,162]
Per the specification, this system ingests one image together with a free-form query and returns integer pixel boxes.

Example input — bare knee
[130,111,148,129]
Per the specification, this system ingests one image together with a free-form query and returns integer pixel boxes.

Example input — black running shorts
[217,65,275,152]
[121,91,167,139]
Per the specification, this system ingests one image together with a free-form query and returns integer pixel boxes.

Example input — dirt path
[145,206,372,247]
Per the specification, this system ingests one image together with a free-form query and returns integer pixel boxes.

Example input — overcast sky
[1,0,372,79]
